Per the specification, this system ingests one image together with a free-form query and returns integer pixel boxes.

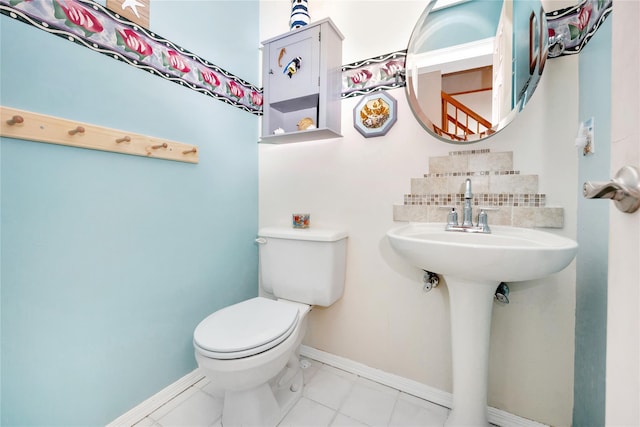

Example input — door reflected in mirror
[405,0,549,143]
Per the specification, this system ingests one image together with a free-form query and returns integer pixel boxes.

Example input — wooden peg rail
[0,106,199,164]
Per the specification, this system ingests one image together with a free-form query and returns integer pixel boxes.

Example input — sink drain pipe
[494,282,510,304]
[421,272,509,304]
[422,270,439,292]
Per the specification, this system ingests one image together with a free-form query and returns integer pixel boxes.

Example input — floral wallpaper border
[340,50,406,99]
[1,0,612,116]
[546,0,613,57]
[0,0,263,115]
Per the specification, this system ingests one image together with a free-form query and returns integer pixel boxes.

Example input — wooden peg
[68,126,85,135]
[151,143,168,149]
[6,115,24,125]
[182,147,197,155]
[116,136,131,143]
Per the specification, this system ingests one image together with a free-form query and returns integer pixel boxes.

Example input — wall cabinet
[260,18,343,143]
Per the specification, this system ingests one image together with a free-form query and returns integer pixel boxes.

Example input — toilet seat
[194,297,300,360]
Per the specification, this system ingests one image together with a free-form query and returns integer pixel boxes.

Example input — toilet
[193,226,348,426]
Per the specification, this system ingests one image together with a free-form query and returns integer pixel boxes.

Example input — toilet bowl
[194,226,348,426]
[194,297,310,426]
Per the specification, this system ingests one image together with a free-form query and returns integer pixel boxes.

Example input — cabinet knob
[269,69,274,75]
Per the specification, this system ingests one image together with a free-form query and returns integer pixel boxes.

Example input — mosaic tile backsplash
[393,150,564,228]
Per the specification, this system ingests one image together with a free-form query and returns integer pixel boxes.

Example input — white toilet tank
[258,227,348,307]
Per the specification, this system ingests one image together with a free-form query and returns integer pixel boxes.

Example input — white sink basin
[387,223,578,282]
[386,223,577,426]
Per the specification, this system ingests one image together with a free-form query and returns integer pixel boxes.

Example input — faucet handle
[447,208,459,226]
[477,209,491,232]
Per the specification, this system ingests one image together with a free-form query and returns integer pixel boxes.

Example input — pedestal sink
[386,223,578,426]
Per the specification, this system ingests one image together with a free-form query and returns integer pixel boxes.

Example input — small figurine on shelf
[289,0,309,30]
[297,117,315,131]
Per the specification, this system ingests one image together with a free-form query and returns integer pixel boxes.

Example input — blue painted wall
[573,15,611,426]
[420,0,503,51]
[0,1,259,425]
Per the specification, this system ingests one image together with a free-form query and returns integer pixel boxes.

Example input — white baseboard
[109,347,548,427]
[300,345,548,427]
[106,369,205,427]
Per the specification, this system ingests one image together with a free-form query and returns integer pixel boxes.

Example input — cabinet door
[267,25,320,105]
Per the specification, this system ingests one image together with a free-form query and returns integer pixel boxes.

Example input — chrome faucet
[445,178,491,234]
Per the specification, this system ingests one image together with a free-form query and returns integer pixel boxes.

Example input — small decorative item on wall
[353,92,397,138]
[107,0,149,29]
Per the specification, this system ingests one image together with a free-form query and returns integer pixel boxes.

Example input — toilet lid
[193,297,299,359]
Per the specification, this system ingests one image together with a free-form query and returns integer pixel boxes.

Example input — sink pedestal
[444,276,497,427]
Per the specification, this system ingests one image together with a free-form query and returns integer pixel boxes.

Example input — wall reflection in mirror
[405,0,549,143]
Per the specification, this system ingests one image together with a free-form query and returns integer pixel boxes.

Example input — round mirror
[405,0,549,143]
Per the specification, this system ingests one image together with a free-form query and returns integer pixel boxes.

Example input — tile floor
[131,358,450,427]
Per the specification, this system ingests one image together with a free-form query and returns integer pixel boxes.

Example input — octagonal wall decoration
[353,92,397,138]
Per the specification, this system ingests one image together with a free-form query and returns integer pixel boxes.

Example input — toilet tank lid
[259,227,348,242]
